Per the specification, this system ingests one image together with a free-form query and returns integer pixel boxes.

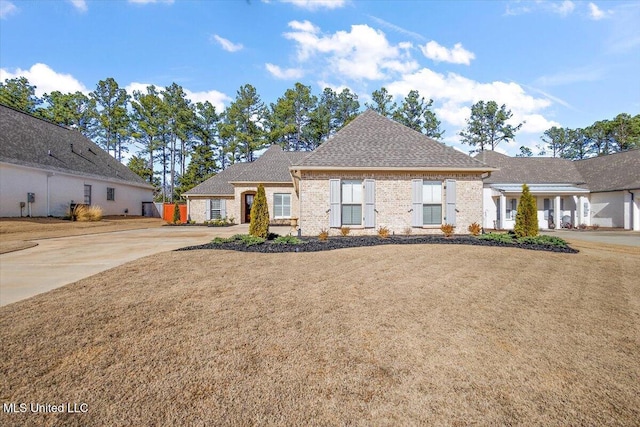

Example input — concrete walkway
[0,224,291,306]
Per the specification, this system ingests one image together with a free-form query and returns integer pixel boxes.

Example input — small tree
[249,184,269,238]
[172,202,181,224]
[514,184,538,237]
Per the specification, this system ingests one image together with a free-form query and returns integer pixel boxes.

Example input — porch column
[499,193,506,229]
[632,191,640,231]
[575,196,583,227]
[580,196,590,226]
[554,196,561,227]
[624,191,632,230]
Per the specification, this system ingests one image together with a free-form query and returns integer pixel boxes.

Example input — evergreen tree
[249,184,270,238]
[131,85,166,188]
[366,87,396,118]
[90,77,130,160]
[514,184,538,238]
[268,82,317,151]
[41,91,97,138]
[220,84,267,162]
[459,100,523,153]
[0,77,41,113]
[392,90,443,139]
[540,126,568,158]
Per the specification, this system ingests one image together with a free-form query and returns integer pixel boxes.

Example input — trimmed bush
[249,184,270,238]
[172,203,181,224]
[273,235,306,245]
[514,184,538,238]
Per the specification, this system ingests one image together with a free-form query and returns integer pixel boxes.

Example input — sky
[1,0,639,157]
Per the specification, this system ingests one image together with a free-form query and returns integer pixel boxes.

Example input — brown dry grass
[1,244,639,426]
[0,216,164,254]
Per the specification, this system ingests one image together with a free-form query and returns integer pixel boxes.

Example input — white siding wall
[590,191,625,228]
[0,163,153,217]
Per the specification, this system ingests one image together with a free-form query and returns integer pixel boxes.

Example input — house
[0,104,154,217]
[476,149,640,231]
[187,110,495,235]
[184,145,307,225]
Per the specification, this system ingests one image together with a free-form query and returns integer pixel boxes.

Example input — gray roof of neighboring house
[475,150,585,185]
[0,104,150,187]
[294,109,491,170]
[574,149,640,192]
[476,149,640,192]
[184,145,305,195]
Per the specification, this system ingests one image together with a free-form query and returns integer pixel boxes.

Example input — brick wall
[298,171,483,236]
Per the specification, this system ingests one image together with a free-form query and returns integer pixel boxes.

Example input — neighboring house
[184,145,307,225]
[186,110,494,235]
[0,104,154,217]
[476,150,640,231]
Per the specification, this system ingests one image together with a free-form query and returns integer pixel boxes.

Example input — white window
[274,193,291,218]
[341,180,362,225]
[210,199,222,220]
[422,181,442,225]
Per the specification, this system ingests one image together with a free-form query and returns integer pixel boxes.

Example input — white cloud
[283,21,419,81]
[386,68,554,134]
[535,66,605,86]
[68,0,87,12]
[505,0,575,17]
[0,0,18,19]
[588,2,610,20]
[280,0,345,11]
[421,41,475,65]
[550,0,575,16]
[211,34,243,52]
[0,63,88,96]
[265,63,304,80]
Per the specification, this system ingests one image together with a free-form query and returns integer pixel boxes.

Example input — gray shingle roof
[294,109,490,170]
[0,104,150,187]
[184,145,304,195]
[475,151,585,185]
[575,149,640,192]
[476,149,640,192]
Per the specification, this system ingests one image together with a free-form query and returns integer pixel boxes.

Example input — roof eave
[290,165,497,173]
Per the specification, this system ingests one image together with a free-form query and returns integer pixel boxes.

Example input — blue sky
[1,0,639,156]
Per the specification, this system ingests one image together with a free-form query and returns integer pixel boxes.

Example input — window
[274,193,291,219]
[107,187,115,201]
[341,180,362,225]
[84,184,92,205]
[422,181,442,225]
[210,199,222,220]
[507,198,517,220]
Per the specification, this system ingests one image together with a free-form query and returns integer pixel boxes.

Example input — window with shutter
[341,180,362,225]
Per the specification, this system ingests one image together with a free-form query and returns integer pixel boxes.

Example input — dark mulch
[178,235,579,254]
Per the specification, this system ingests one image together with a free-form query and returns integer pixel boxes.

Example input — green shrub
[514,184,538,238]
[239,234,265,246]
[518,235,567,247]
[172,203,181,224]
[477,232,514,244]
[249,184,270,238]
[273,235,306,245]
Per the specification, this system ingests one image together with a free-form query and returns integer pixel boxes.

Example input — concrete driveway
[552,229,640,247]
[0,224,290,306]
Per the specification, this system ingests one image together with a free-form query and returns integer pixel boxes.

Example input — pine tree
[514,184,538,238]
[172,202,181,224]
[249,184,270,238]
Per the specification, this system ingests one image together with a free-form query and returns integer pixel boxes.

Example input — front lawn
[1,243,637,425]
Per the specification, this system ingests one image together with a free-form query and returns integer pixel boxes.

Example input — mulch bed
[178,235,579,254]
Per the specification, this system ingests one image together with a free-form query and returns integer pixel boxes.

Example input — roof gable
[0,104,149,187]
[295,109,489,170]
[575,149,640,192]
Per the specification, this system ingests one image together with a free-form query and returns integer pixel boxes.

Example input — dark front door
[244,194,254,223]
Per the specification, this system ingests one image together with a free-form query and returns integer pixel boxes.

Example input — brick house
[186,110,494,235]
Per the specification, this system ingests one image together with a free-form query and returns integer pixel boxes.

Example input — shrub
[591,224,600,230]
[477,232,514,244]
[514,184,538,238]
[340,226,351,236]
[440,223,454,237]
[377,226,390,239]
[579,223,588,230]
[468,222,482,236]
[74,205,103,222]
[273,235,306,245]
[239,234,265,246]
[318,229,329,241]
[249,184,270,238]
[518,235,568,247]
[403,226,412,235]
[172,203,181,224]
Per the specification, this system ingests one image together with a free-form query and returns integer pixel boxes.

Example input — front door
[244,194,254,223]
